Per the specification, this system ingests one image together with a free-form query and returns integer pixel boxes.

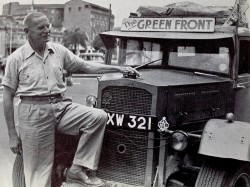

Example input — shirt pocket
[53,66,64,83]
[50,60,65,86]
[19,62,39,84]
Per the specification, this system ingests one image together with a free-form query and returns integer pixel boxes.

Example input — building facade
[64,0,114,41]
[0,16,26,57]
[2,2,64,28]
[0,0,115,57]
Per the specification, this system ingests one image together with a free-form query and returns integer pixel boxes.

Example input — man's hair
[23,12,47,29]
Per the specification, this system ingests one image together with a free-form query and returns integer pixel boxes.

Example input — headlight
[170,131,189,152]
[226,112,234,123]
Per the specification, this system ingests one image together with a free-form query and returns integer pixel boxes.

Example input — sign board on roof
[121,18,215,32]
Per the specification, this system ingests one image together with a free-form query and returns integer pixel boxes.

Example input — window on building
[78,7,81,11]
[85,5,89,8]
[69,7,71,12]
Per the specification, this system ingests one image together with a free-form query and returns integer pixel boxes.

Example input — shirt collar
[46,42,55,53]
[23,41,55,59]
[23,42,35,59]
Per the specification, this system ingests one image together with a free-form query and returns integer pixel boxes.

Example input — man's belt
[20,94,63,104]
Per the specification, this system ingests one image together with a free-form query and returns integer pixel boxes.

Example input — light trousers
[18,98,107,187]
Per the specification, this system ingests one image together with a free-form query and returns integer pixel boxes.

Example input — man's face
[28,16,50,46]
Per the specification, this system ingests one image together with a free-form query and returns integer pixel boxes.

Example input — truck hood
[100,69,231,86]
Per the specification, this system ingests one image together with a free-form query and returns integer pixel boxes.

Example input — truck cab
[95,15,250,187]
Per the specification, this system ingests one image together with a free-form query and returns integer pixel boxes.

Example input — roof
[65,0,110,12]
[34,4,65,9]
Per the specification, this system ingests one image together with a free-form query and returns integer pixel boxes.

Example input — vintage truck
[12,3,250,187]
[91,7,250,187]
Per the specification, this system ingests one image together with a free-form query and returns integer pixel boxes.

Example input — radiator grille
[97,129,149,186]
[101,86,152,115]
[98,86,153,186]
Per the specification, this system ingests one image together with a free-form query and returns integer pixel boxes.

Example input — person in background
[2,12,139,187]
[0,56,6,75]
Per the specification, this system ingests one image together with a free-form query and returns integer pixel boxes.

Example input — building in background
[0,15,27,57]
[0,0,114,57]
[0,18,6,56]
[2,2,64,28]
[64,0,114,42]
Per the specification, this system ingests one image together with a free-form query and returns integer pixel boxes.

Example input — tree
[92,34,105,51]
[62,28,88,54]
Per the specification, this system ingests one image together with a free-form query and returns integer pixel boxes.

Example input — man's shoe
[66,168,105,187]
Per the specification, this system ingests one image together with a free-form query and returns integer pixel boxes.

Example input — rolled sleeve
[2,76,17,90]
[2,57,18,91]
[61,46,87,73]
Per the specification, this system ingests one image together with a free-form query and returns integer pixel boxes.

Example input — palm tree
[62,28,88,54]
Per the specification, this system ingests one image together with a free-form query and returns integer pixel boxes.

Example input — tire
[12,154,25,187]
[195,158,250,187]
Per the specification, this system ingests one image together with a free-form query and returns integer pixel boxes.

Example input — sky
[0,0,249,27]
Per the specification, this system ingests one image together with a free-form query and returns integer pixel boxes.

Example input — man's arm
[3,86,22,155]
[61,45,140,76]
[80,60,140,76]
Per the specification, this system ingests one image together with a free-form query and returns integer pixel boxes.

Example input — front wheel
[195,158,250,187]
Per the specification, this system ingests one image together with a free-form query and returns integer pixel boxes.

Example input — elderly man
[2,12,139,187]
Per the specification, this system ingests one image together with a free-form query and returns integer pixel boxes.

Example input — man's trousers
[18,98,107,187]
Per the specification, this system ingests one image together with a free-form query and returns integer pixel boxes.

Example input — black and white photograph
[0,0,249,186]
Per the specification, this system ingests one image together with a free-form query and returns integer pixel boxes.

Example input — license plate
[106,111,158,131]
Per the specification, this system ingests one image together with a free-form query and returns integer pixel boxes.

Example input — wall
[64,0,91,36]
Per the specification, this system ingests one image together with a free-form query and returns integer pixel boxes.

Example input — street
[0,76,99,187]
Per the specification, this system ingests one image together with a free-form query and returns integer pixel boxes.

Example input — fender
[198,119,250,161]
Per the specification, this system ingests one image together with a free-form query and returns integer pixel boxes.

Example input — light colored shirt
[2,42,86,97]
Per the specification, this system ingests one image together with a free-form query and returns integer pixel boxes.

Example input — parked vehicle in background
[79,52,104,63]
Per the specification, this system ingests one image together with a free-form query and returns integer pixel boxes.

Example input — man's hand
[9,133,22,155]
[120,66,141,77]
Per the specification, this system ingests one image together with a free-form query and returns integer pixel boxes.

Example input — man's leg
[55,101,107,185]
[18,102,56,187]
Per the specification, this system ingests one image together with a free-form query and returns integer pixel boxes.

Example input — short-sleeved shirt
[2,41,87,97]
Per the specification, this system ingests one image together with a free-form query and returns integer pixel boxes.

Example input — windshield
[110,39,163,67]
[107,37,233,75]
[167,39,232,75]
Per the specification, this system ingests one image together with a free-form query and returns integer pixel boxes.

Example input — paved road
[0,77,99,187]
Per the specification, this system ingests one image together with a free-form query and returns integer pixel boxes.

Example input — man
[2,12,139,187]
